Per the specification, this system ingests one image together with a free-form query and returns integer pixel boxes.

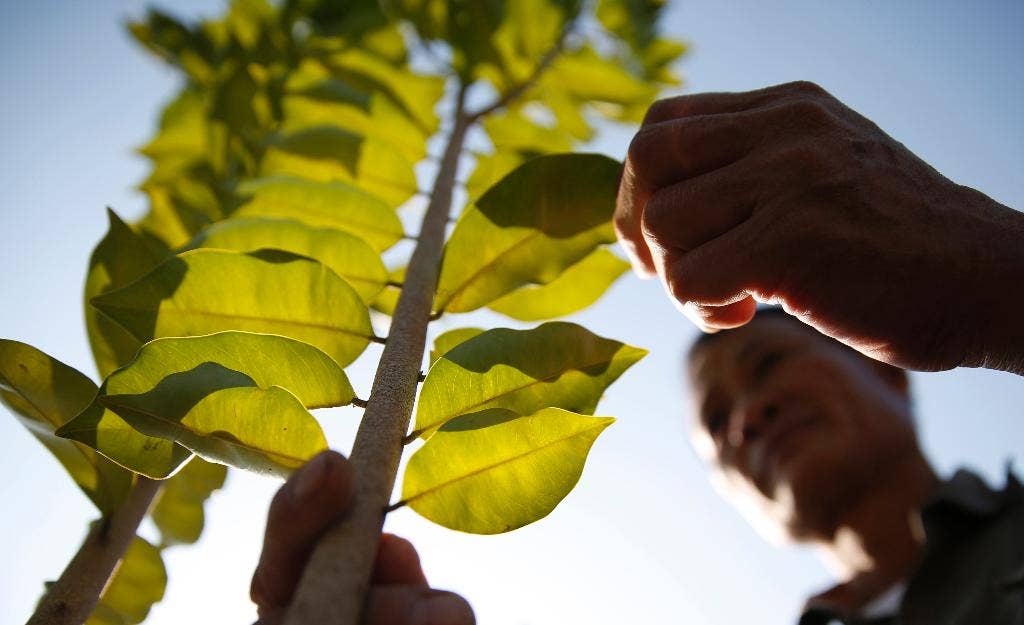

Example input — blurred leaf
[0,340,132,513]
[101,332,356,409]
[151,457,227,547]
[435,153,621,313]
[104,384,327,477]
[402,407,613,534]
[86,536,166,625]
[261,125,418,207]
[550,46,657,107]
[235,176,404,251]
[488,247,629,320]
[322,49,444,134]
[370,265,405,316]
[128,9,218,84]
[191,217,388,303]
[137,89,209,169]
[596,0,664,52]
[414,322,645,438]
[90,249,373,367]
[482,109,572,154]
[85,209,168,379]
[429,327,484,366]
[282,64,429,163]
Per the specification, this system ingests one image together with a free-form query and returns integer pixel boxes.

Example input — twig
[282,83,473,625]
[26,477,161,625]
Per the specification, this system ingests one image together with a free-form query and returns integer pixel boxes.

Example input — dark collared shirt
[799,468,1024,625]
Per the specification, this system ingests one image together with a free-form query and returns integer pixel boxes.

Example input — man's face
[686,317,917,541]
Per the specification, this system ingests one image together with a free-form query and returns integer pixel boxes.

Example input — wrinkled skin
[615,81,1024,374]
[250,451,475,625]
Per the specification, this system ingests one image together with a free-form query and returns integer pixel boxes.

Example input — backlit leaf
[103,385,327,477]
[435,153,621,313]
[488,247,629,320]
[235,176,404,251]
[191,217,389,302]
[151,457,227,547]
[86,536,166,625]
[90,249,374,367]
[414,322,645,438]
[401,407,613,534]
[100,332,356,409]
[261,125,418,207]
[464,150,527,202]
[370,265,405,316]
[85,209,168,378]
[429,327,484,366]
[0,340,132,513]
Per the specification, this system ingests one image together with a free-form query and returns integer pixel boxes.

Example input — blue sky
[1,2,1021,624]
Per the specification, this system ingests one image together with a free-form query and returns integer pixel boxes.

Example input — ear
[866,358,909,396]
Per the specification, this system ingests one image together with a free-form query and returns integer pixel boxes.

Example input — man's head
[686,308,922,543]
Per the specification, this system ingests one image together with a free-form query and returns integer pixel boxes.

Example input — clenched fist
[616,81,1023,373]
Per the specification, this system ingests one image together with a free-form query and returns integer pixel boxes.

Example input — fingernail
[411,593,473,625]
[292,451,329,501]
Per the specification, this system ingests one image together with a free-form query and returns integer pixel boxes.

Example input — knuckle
[784,97,835,129]
[785,80,829,97]
[643,96,682,125]
[626,126,659,174]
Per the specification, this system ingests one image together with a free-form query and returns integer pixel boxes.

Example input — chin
[772,448,866,540]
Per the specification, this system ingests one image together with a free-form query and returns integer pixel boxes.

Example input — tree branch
[26,477,161,625]
[282,82,473,625]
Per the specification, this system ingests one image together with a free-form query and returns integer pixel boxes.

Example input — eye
[752,350,784,381]
[705,407,728,436]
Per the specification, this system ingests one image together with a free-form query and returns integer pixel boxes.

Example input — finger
[251,450,354,613]
[373,534,428,586]
[665,212,780,312]
[685,298,759,331]
[616,113,760,278]
[641,81,829,126]
[365,586,475,625]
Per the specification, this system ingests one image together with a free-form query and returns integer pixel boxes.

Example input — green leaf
[482,109,572,154]
[464,150,528,202]
[100,332,356,409]
[86,536,166,625]
[370,265,405,316]
[191,217,389,303]
[235,176,404,251]
[56,403,194,480]
[429,327,484,365]
[260,125,418,207]
[103,384,327,477]
[550,46,657,107]
[85,209,169,378]
[282,65,428,163]
[435,153,621,313]
[401,407,613,534]
[414,322,645,438]
[151,457,227,547]
[0,340,132,514]
[488,247,629,320]
[90,249,374,367]
[323,46,445,134]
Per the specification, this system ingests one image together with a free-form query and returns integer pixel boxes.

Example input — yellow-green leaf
[151,457,227,547]
[435,153,621,313]
[191,217,389,303]
[261,125,418,208]
[90,249,374,367]
[482,109,572,155]
[429,327,484,366]
[86,536,166,625]
[103,385,327,477]
[101,332,356,408]
[550,46,657,107]
[401,407,613,534]
[370,265,405,316]
[414,322,646,438]
[235,176,404,251]
[464,150,527,202]
[488,247,629,320]
[85,209,169,378]
[0,340,132,513]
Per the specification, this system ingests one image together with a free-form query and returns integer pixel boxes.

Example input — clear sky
[1,1,1021,624]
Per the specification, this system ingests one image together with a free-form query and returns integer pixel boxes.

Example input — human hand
[250,450,475,625]
[616,81,1024,372]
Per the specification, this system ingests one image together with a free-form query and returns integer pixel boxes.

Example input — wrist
[957,185,1024,375]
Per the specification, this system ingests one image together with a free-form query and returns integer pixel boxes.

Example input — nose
[726,398,778,449]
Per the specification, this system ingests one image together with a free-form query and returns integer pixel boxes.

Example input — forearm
[960,185,1024,375]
